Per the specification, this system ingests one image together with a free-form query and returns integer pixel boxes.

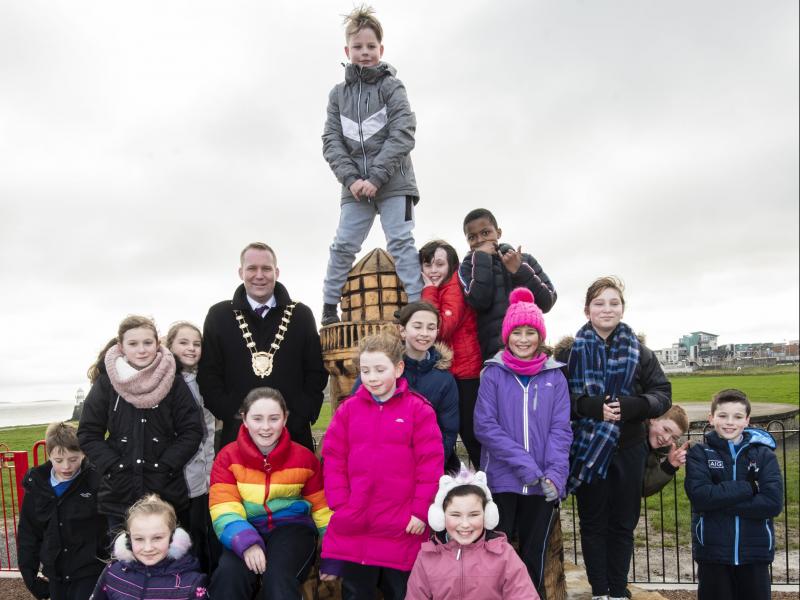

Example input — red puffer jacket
[422,276,482,379]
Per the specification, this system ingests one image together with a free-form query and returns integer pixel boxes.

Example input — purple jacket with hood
[474,353,572,497]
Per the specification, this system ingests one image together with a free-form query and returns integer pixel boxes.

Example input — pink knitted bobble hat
[501,288,546,344]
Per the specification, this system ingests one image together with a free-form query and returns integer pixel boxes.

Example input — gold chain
[233,303,297,378]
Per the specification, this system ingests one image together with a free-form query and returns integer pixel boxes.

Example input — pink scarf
[104,345,176,409]
[501,349,547,376]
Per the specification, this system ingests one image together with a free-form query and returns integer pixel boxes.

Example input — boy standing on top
[685,389,783,600]
[321,5,422,325]
[458,208,557,359]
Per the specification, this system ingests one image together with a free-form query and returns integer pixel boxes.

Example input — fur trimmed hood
[112,527,192,563]
[433,342,453,371]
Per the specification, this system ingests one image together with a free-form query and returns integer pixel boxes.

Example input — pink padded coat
[405,531,540,600]
[321,378,444,571]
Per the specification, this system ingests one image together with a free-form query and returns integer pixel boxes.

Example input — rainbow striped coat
[209,426,331,557]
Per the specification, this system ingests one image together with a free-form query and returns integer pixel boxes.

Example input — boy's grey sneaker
[592,596,609,600]
[322,303,340,326]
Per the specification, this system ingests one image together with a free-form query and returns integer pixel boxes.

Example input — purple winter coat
[474,354,572,497]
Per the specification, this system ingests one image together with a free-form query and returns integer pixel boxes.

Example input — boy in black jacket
[458,208,557,359]
[685,389,783,600]
[17,422,107,600]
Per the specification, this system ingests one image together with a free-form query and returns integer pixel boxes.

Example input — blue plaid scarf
[566,322,640,493]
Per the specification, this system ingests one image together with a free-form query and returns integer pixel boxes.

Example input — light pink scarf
[104,345,176,409]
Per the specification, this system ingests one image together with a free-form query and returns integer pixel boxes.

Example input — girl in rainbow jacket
[208,387,332,600]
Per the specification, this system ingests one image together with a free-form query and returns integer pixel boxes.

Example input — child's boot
[322,303,340,326]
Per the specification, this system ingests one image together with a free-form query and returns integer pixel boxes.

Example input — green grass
[668,371,799,406]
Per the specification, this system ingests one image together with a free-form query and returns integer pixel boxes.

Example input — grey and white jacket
[322,61,419,205]
[182,372,216,499]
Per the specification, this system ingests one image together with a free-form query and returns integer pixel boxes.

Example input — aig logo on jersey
[707,459,725,469]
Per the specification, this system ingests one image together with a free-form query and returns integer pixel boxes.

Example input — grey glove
[541,478,559,502]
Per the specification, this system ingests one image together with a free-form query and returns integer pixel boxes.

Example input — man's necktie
[255,305,269,318]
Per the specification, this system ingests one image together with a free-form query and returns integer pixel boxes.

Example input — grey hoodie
[322,61,419,204]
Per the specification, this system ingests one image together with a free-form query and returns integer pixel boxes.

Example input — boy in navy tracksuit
[685,389,783,600]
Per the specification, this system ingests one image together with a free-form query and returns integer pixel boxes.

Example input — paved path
[678,402,798,429]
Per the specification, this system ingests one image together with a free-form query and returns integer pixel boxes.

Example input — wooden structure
[314,247,566,600]
[320,248,407,409]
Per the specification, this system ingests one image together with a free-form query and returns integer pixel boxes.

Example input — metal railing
[561,422,798,585]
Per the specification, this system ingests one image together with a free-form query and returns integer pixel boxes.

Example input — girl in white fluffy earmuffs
[90,494,208,599]
[405,466,540,599]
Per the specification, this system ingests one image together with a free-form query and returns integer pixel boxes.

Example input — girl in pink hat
[473,287,572,595]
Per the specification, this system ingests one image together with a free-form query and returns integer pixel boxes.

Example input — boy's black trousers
[697,562,770,600]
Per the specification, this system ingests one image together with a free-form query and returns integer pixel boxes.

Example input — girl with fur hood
[473,288,573,596]
[90,494,206,599]
[321,331,444,599]
[406,467,539,599]
[351,301,459,470]
[78,316,204,534]
[396,301,459,469]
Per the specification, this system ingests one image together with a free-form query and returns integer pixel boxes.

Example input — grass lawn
[668,370,798,406]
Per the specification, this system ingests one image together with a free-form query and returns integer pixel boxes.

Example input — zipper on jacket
[521,378,530,494]
[356,75,369,177]
[728,440,751,565]
[765,520,772,551]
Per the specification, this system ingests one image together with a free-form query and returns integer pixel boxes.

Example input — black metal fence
[560,422,798,585]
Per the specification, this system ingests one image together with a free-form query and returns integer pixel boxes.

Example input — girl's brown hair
[240,387,288,417]
[343,4,383,43]
[418,240,459,285]
[358,329,404,366]
[125,493,177,534]
[396,301,440,328]
[165,321,201,350]
[117,315,159,344]
[87,337,118,383]
[584,276,626,310]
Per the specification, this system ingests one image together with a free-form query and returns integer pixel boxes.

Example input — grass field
[668,370,798,406]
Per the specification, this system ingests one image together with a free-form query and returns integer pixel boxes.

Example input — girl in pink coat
[320,331,444,600]
[406,467,539,599]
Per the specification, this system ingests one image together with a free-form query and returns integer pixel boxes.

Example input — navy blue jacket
[352,345,459,463]
[685,428,783,565]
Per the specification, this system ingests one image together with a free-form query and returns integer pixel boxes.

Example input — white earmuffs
[427,467,500,532]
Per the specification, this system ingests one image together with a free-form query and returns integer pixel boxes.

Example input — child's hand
[243,544,266,574]
[541,478,559,502]
[406,515,426,535]
[667,441,689,468]
[422,271,435,287]
[501,245,523,274]
[602,399,621,422]
[361,180,378,199]
[474,240,497,255]
[349,180,365,200]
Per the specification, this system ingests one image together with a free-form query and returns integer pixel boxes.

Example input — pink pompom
[509,287,534,305]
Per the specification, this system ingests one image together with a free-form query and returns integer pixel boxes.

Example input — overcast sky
[1,0,798,404]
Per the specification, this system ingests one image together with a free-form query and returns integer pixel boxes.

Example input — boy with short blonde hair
[685,390,783,600]
[321,5,422,325]
[17,422,107,600]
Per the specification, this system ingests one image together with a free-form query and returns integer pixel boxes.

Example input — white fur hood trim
[112,527,192,563]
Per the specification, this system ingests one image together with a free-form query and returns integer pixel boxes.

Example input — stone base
[564,562,668,600]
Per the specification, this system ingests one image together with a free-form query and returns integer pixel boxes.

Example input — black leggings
[575,441,648,598]
[456,377,481,469]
